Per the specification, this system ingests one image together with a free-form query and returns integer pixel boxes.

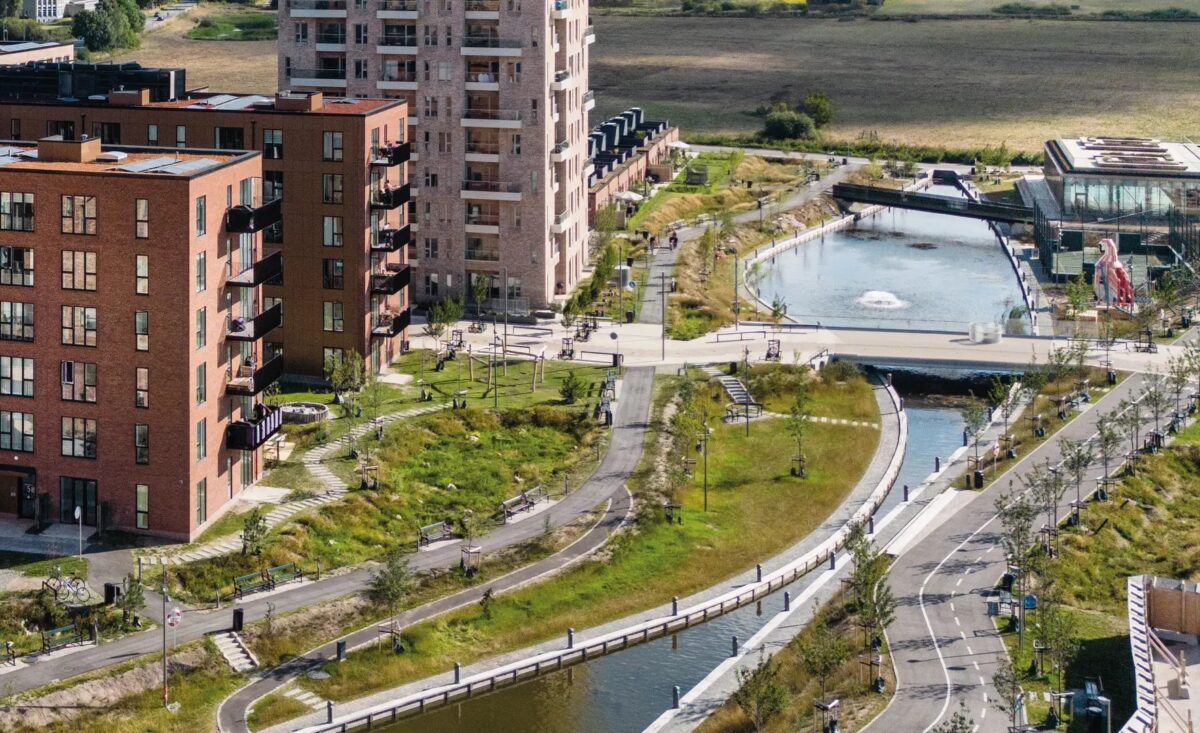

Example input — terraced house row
[0,62,412,540]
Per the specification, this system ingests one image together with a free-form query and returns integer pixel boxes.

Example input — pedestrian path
[215,631,259,673]
[148,402,449,565]
[282,686,328,714]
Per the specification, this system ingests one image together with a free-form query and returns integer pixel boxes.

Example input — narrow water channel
[753,184,1025,332]
[372,402,967,733]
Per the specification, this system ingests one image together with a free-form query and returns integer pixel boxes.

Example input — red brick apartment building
[0,135,283,540]
[0,62,412,378]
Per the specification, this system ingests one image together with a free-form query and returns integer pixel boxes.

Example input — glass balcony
[289,0,346,8]
[226,354,284,397]
[371,264,410,294]
[462,180,521,194]
[288,67,347,80]
[462,36,521,48]
[226,407,283,451]
[378,0,417,8]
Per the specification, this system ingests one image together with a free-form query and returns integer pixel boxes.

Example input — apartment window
[422,95,437,118]
[0,356,33,397]
[444,24,451,45]
[135,255,149,295]
[47,120,74,138]
[196,362,206,405]
[147,124,158,145]
[135,484,149,529]
[8,119,18,140]
[196,418,207,462]
[135,198,149,238]
[175,125,186,147]
[0,246,33,286]
[423,237,439,259]
[322,216,343,246]
[322,174,344,204]
[214,126,244,150]
[59,477,96,524]
[60,195,97,235]
[265,297,283,326]
[322,131,343,161]
[0,411,33,452]
[438,62,451,81]
[61,361,97,402]
[264,171,283,201]
[424,272,439,298]
[1,302,33,342]
[354,59,369,80]
[61,250,97,291]
[195,478,207,526]
[354,23,368,44]
[92,122,121,144]
[424,169,438,188]
[61,416,97,458]
[195,251,206,292]
[195,307,206,349]
[195,195,206,236]
[135,366,148,407]
[322,347,344,376]
[322,259,344,289]
[511,134,522,156]
[134,311,149,351]
[134,424,149,465]
[61,306,97,347]
[423,24,437,46]
[322,301,344,332]
[294,22,308,43]
[263,128,283,159]
[0,192,34,231]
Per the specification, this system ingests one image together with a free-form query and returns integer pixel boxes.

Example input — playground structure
[1093,237,1136,309]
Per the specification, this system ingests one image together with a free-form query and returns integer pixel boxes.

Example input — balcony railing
[462,180,521,194]
[553,69,571,84]
[585,24,594,38]
[226,354,284,397]
[227,250,283,288]
[289,67,346,80]
[371,265,410,295]
[466,212,500,226]
[289,0,346,8]
[551,140,570,155]
[316,33,346,44]
[380,69,417,82]
[372,141,410,167]
[226,304,283,342]
[465,0,499,9]
[553,0,568,9]
[465,71,500,84]
[554,209,572,227]
[583,90,594,105]
[370,183,411,210]
[227,197,283,233]
[372,224,411,252]
[466,247,501,262]
[466,140,501,155]
[371,308,411,338]
[380,36,418,47]
[463,108,521,121]
[378,0,417,9]
[462,36,521,48]
[226,407,283,451]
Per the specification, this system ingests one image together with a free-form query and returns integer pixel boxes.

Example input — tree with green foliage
[116,572,145,627]
[1141,372,1172,435]
[797,620,849,699]
[801,90,835,128]
[325,348,365,397]
[995,484,1038,646]
[423,296,464,341]
[991,656,1023,731]
[732,654,787,732]
[470,273,490,321]
[241,507,268,556]
[368,548,416,615]
[1060,438,1094,519]
[961,392,987,468]
[1167,354,1191,415]
[784,390,811,478]
[988,377,1018,447]
[847,522,896,648]
[478,587,495,620]
[1117,397,1142,459]
[559,369,585,404]
[1035,593,1080,712]
[1065,274,1093,322]
[933,702,975,733]
[73,0,142,52]
[1094,411,1122,484]
[763,102,816,141]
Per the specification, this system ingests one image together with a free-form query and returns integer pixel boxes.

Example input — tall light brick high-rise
[279,0,595,309]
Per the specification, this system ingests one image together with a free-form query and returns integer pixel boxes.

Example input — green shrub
[820,360,863,384]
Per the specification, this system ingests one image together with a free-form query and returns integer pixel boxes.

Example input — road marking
[985,546,996,554]
[979,676,986,687]
[950,602,955,612]
[956,578,963,587]
[955,617,961,626]
[981,707,987,719]
[966,645,973,654]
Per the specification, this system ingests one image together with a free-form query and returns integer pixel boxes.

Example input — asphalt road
[865,373,1147,733]
[1,368,655,704]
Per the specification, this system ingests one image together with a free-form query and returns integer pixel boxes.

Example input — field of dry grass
[877,0,1200,14]
[591,16,1200,151]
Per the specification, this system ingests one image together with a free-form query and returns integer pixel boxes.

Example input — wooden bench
[233,572,272,599]
[418,520,454,548]
[42,624,81,653]
[266,563,304,588]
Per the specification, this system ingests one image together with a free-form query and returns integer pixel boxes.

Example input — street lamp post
[658,272,667,361]
[701,426,710,513]
[161,580,169,706]
[74,505,82,558]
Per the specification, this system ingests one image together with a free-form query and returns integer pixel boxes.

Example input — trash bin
[625,310,635,324]
[337,640,347,661]
[104,582,120,605]
[974,470,984,489]
[232,607,244,632]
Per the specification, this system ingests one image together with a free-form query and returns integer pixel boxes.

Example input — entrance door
[59,477,97,525]
[0,475,18,516]
[19,477,36,519]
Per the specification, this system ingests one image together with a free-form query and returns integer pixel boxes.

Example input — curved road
[865,373,1147,733]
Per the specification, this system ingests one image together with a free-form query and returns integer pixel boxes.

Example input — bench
[765,339,781,362]
[266,563,304,589]
[418,520,454,548]
[499,487,547,521]
[233,572,273,599]
[42,624,81,653]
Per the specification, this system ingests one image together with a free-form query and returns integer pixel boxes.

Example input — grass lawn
[668,223,775,339]
[877,0,1200,15]
[293,368,879,710]
[590,16,1200,151]
[184,9,277,40]
[0,552,87,579]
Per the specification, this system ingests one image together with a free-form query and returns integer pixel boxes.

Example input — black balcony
[227,250,283,288]
[226,354,284,397]
[371,265,410,295]
[372,141,410,167]
[226,407,283,451]
[226,303,283,342]
[227,197,283,233]
[372,224,411,252]
[370,184,410,210]
[371,308,411,338]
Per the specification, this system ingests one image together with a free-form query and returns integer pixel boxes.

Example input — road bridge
[832,182,1035,224]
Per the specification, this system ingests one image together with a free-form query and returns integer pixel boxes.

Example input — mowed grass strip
[184,9,277,41]
[298,379,879,705]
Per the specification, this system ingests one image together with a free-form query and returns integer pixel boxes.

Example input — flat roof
[0,141,252,178]
[0,41,73,55]
[1049,137,1200,178]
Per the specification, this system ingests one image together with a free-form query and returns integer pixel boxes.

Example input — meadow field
[591,16,1200,151]
[876,0,1200,15]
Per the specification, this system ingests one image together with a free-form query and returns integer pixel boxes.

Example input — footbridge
[832,182,1034,224]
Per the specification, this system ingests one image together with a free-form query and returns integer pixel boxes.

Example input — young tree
[1065,274,1093,323]
[559,369,585,404]
[116,572,145,627]
[470,272,490,322]
[785,390,811,478]
[1167,354,1191,416]
[991,656,1024,732]
[1095,411,1123,484]
[995,484,1038,647]
[797,621,850,700]
[241,507,268,557]
[1141,373,1171,435]
[989,377,1018,450]
[1117,397,1142,458]
[423,296,464,341]
[933,702,975,733]
[368,548,416,615]
[1024,460,1066,545]
[1035,594,1081,711]
[328,349,365,398]
[732,654,787,732]
[1060,438,1095,522]
[961,393,988,468]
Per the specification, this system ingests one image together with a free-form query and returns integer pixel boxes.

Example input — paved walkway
[262,378,902,732]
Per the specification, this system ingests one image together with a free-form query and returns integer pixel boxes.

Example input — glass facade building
[1043,137,1200,221]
